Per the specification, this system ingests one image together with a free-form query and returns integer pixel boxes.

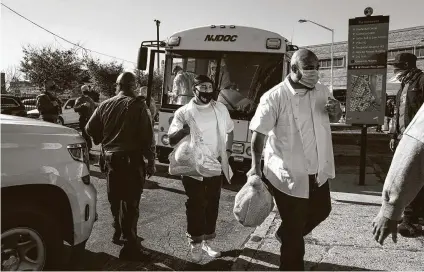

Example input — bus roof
[165,25,288,54]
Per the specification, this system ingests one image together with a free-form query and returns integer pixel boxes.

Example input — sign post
[346,9,390,185]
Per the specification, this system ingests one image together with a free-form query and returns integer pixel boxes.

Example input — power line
[1,3,136,65]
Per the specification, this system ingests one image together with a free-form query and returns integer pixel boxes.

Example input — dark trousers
[403,187,424,223]
[182,175,222,244]
[270,176,331,271]
[41,115,58,123]
[105,151,145,248]
[79,116,92,150]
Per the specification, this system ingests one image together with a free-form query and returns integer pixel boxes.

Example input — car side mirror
[287,44,299,52]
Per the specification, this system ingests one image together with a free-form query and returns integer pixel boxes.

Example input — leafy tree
[134,69,163,102]
[20,45,83,93]
[85,58,124,98]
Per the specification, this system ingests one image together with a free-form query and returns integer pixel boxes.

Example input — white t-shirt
[294,88,319,174]
[194,103,219,157]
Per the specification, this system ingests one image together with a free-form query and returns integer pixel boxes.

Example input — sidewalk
[232,171,424,271]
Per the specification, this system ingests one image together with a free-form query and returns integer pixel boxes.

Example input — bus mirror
[137,46,148,70]
[287,44,299,52]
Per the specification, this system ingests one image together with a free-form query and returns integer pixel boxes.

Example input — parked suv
[1,95,27,117]
[1,114,97,270]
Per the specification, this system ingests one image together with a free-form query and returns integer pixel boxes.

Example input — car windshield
[162,52,284,116]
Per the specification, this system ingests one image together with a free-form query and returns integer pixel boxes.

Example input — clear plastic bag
[233,175,275,227]
[168,113,222,177]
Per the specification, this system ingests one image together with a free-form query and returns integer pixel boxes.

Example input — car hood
[0,114,77,135]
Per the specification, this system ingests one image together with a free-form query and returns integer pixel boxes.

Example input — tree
[85,58,124,98]
[20,45,83,93]
[134,69,163,102]
[2,65,23,92]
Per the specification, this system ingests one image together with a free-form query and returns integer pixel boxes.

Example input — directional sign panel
[345,16,389,125]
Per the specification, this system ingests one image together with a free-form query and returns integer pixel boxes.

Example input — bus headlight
[162,135,170,145]
[266,38,281,49]
[246,146,252,156]
[168,36,180,46]
[232,143,244,154]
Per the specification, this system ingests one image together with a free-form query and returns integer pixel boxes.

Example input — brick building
[304,25,424,100]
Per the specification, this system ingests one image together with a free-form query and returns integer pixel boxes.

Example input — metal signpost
[346,8,390,185]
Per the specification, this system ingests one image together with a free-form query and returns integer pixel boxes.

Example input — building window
[319,57,345,69]
[387,48,414,60]
[416,47,424,58]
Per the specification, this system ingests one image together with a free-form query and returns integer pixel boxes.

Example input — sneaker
[202,241,221,258]
[398,221,420,237]
[190,243,203,263]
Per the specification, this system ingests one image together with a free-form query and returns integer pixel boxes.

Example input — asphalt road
[77,163,255,271]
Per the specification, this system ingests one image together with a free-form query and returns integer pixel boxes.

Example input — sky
[1,0,424,72]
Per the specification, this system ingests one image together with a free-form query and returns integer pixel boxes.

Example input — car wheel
[56,117,64,126]
[1,208,63,270]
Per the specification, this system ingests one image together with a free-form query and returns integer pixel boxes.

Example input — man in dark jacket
[86,72,156,260]
[389,52,424,237]
[36,80,62,123]
[74,85,96,150]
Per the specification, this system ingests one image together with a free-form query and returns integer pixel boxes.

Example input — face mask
[195,90,213,104]
[298,69,319,89]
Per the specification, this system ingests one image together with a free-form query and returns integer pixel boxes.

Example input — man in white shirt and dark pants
[248,49,342,270]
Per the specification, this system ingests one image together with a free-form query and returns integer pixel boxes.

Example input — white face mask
[299,69,319,89]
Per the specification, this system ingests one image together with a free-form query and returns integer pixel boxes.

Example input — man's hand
[182,124,190,136]
[372,213,398,245]
[389,139,398,152]
[247,166,262,178]
[146,160,156,178]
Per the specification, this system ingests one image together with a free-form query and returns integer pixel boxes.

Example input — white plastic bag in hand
[168,114,221,177]
[233,175,274,227]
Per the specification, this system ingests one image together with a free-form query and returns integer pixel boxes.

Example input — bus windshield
[162,52,284,116]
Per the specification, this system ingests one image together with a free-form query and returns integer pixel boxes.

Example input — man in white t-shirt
[248,49,342,270]
[168,75,234,263]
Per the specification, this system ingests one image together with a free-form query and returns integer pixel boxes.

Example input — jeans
[182,175,222,244]
[269,175,332,271]
[105,151,145,248]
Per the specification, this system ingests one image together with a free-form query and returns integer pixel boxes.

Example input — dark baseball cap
[388,52,417,66]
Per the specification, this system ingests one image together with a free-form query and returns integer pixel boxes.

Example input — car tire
[1,207,64,271]
[56,117,64,126]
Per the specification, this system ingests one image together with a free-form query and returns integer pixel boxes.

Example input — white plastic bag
[233,175,274,227]
[168,113,221,177]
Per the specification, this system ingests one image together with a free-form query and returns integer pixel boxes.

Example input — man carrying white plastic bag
[168,75,234,263]
[248,49,341,271]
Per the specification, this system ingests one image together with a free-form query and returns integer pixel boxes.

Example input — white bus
[137,25,297,177]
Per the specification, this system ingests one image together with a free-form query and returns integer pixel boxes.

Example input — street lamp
[298,19,334,91]
[154,19,161,71]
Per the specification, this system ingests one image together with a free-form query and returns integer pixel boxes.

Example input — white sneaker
[202,241,221,258]
[190,243,203,263]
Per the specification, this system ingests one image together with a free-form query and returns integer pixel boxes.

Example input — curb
[231,207,278,271]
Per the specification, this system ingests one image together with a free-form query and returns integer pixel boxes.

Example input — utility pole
[154,19,161,71]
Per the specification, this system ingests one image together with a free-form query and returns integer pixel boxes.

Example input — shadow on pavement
[237,248,372,271]
[71,246,241,271]
[144,179,186,196]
